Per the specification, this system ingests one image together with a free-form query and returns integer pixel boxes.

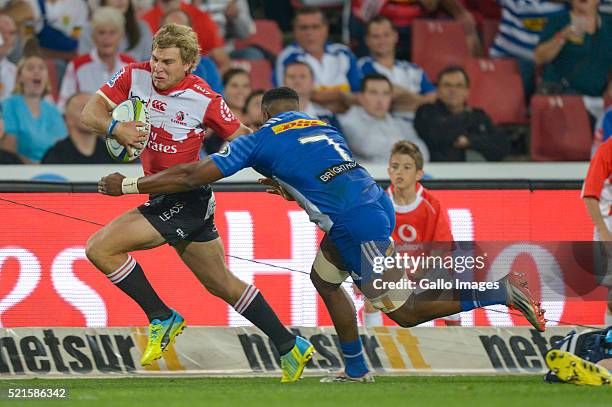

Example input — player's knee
[206,284,226,300]
[206,280,233,301]
[203,273,237,303]
[85,233,104,265]
[85,231,118,266]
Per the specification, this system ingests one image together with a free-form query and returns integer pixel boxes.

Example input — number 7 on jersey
[298,134,353,162]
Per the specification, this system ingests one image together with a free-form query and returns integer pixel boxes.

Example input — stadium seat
[530,95,592,161]
[480,19,500,57]
[45,58,60,103]
[234,19,283,58]
[411,20,470,80]
[231,59,273,90]
[466,58,527,125]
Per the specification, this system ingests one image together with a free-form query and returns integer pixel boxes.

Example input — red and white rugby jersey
[582,137,612,237]
[97,62,240,175]
[387,183,453,251]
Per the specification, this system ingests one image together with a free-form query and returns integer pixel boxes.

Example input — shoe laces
[512,272,534,296]
[148,322,162,343]
[510,273,547,317]
[537,303,546,317]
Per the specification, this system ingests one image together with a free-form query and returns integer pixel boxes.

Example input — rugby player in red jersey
[81,24,312,382]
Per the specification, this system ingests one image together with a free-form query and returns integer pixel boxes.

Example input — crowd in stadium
[0,0,609,165]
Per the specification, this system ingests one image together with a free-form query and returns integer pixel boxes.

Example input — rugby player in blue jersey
[99,87,546,382]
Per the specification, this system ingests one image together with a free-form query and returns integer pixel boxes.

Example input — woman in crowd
[242,89,264,129]
[0,54,67,163]
[80,0,153,61]
[222,67,251,123]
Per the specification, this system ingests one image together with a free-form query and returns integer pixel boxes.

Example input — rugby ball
[105,98,151,162]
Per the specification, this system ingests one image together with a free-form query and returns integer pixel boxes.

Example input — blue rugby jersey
[210,111,382,232]
[273,43,362,92]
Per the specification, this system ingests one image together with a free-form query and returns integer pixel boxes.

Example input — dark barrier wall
[0,179,583,193]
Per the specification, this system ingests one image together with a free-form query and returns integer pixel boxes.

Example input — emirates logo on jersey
[147,127,178,154]
[151,99,167,112]
[220,99,236,122]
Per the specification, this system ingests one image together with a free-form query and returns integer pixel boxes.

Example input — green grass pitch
[0,376,610,407]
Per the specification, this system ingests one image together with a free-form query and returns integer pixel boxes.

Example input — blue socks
[460,277,508,312]
[340,339,369,378]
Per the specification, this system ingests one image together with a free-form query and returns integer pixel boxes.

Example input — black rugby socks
[107,255,172,322]
[234,285,296,355]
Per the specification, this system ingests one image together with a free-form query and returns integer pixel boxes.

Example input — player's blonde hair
[390,140,424,170]
[152,23,200,73]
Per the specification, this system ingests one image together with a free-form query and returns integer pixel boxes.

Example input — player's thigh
[87,208,166,255]
[175,238,245,302]
[310,235,349,293]
[320,234,349,270]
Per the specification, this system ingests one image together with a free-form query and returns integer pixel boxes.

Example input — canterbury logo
[151,100,167,112]
[271,119,328,134]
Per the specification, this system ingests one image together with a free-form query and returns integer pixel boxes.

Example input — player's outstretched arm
[98,158,224,196]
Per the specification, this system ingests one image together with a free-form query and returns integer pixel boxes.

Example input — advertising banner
[0,326,595,377]
[0,190,603,328]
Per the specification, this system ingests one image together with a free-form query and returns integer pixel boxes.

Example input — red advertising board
[0,190,605,328]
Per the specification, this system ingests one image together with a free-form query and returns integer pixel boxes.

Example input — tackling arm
[138,158,224,193]
[99,158,224,196]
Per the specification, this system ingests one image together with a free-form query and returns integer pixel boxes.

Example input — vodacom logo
[398,224,417,242]
[0,246,107,327]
